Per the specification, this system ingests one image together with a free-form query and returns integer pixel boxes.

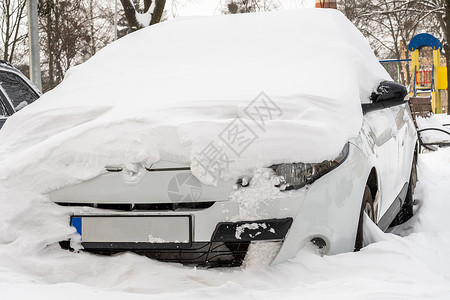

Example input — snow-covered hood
[0,9,390,189]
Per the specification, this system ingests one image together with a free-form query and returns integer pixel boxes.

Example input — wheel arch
[366,167,379,200]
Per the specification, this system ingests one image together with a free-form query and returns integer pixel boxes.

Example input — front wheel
[355,185,376,251]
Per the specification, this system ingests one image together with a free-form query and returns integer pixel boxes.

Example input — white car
[4,10,417,267]
[50,80,417,266]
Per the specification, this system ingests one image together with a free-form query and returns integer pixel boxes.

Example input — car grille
[60,241,250,267]
[55,201,215,211]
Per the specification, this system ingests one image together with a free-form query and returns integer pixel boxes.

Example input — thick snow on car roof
[0,8,390,186]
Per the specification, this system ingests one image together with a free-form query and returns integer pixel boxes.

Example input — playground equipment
[379,58,412,83]
[409,33,448,113]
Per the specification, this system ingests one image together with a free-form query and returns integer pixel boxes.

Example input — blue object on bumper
[71,217,82,236]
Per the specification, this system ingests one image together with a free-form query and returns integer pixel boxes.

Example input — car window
[0,70,39,111]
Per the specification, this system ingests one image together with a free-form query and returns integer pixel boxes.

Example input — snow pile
[0,9,389,189]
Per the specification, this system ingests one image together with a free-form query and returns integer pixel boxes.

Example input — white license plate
[71,215,191,244]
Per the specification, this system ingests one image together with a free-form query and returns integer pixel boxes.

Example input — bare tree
[120,0,166,32]
[85,0,115,55]
[0,0,27,63]
[37,0,115,91]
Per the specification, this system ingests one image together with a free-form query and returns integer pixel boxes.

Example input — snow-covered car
[0,9,417,267]
[0,60,41,128]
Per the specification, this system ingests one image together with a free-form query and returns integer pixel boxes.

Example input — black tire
[390,153,417,227]
[355,185,375,251]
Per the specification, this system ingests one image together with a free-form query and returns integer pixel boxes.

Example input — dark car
[0,60,41,128]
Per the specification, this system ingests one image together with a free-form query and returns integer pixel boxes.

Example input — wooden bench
[409,97,450,152]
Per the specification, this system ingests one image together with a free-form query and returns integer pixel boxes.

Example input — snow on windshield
[0,9,390,188]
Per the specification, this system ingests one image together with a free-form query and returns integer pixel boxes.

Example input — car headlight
[270,143,349,190]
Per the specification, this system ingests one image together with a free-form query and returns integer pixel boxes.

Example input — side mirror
[370,81,407,103]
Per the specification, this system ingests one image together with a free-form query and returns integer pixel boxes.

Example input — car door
[363,107,401,220]
[390,104,416,189]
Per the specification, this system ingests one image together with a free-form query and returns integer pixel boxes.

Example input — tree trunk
[402,42,411,86]
[150,0,166,25]
[8,0,26,62]
[120,0,166,31]
[47,6,54,89]
[120,0,141,31]
[3,0,11,61]
[89,0,96,56]
[144,0,152,12]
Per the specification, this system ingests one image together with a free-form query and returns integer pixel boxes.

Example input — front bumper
[51,164,302,266]
[63,215,292,267]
